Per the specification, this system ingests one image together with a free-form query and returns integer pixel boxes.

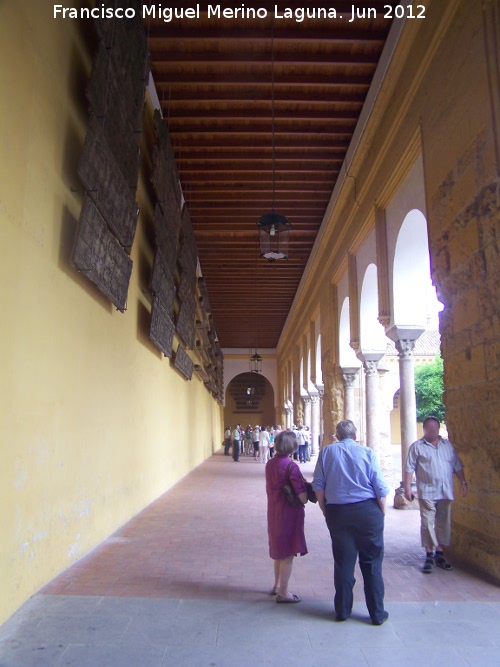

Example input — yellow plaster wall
[0,2,222,625]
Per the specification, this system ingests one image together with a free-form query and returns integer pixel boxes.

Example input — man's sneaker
[422,554,434,574]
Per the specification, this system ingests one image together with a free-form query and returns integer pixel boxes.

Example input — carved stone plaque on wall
[176,298,197,350]
[73,0,148,310]
[72,196,133,312]
[78,116,139,251]
[150,250,176,317]
[150,296,175,357]
[173,344,194,380]
[152,204,179,272]
[88,17,148,132]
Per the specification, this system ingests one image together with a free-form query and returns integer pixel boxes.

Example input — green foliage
[414,354,445,423]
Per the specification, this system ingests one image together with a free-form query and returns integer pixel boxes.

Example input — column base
[393,482,419,510]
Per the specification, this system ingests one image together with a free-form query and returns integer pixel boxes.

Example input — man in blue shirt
[313,420,390,625]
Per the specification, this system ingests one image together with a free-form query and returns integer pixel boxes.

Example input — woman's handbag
[305,481,317,504]
[281,461,317,505]
[282,462,302,506]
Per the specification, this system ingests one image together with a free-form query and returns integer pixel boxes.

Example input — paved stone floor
[1,448,499,666]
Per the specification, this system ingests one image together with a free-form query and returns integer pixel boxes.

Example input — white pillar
[310,394,320,455]
[395,338,419,481]
[377,365,393,475]
[357,353,385,457]
[315,384,325,447]
[386,325,423,509]
[303,396,311,428]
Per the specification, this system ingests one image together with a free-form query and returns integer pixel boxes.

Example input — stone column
[310,394,320,455]
[386,326,423,509]
[321,354,344,446]
[395,338,419,480]
[314,384,325,447]
[358,353,385,457]
[317,387,324,447]
[294,395,304,427]
[303,396,311,428]
[377,365,393,476]
[341,367,360,422]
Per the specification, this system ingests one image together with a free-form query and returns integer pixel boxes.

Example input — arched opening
[224,372,276,430]
[360,263,387,354]
[339,296,362,368]
[315,333,323,387]
[392,208,443,328]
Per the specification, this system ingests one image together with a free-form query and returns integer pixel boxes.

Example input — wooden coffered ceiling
[145,2,394,348]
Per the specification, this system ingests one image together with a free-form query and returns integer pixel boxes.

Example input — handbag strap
[287,459,307,487]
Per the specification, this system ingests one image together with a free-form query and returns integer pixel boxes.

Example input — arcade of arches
[1,0,500,627]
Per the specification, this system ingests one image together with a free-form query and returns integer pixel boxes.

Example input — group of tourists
[223,423,313,464]
[265,416,467,625]
[224,424,279,462]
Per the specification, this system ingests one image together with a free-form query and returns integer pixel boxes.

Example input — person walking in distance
[232,424,241,462]
[259,426,271,463]
[296,424,307,464]
[252,425,260,461]
[312,420,390,625]
[404,416,468,573]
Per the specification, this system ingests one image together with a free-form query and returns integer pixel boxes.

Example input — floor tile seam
[53,643,80,667]
[349,646,372,666]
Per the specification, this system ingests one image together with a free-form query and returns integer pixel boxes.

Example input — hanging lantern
[250,351,263,373]
[258,212,291,262]
[257,27,291,262]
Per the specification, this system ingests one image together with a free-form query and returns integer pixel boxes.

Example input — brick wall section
[430,150,500,582]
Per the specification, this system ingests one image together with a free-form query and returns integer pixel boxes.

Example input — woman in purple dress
[266,430,308,603]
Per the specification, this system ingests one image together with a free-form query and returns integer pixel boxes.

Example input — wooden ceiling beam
[190,205,328,213]
[164,108,360,121]
[152,50,381,65]
[189,191,330,201]
[174,148,347,161]
[179,160,342,170]
[168,123,355,135]
[192,210,326,217]
[155,86,368,102]
[181,171,335,182]
[153,72,373,86]
[171,135,350,147]
[187,184,333,193]
[192,216,325,224]
[146,25,389,41]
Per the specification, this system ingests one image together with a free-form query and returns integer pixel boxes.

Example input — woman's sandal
[276,593,301,603]
[422,555,434,574]
[435,553,453,570]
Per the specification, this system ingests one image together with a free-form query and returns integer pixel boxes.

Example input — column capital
[356,351,385,376]
[310,394,320,405]
[302,396,312,405]
[363,359,380,376]
[395,338,417,358]
[386,324,425,344]
[341,367,360,387]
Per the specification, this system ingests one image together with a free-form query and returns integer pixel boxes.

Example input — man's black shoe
[372,611,389,626]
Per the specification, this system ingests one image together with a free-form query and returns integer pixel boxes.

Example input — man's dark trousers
[232,440,240,461]
[325,498,385,623]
